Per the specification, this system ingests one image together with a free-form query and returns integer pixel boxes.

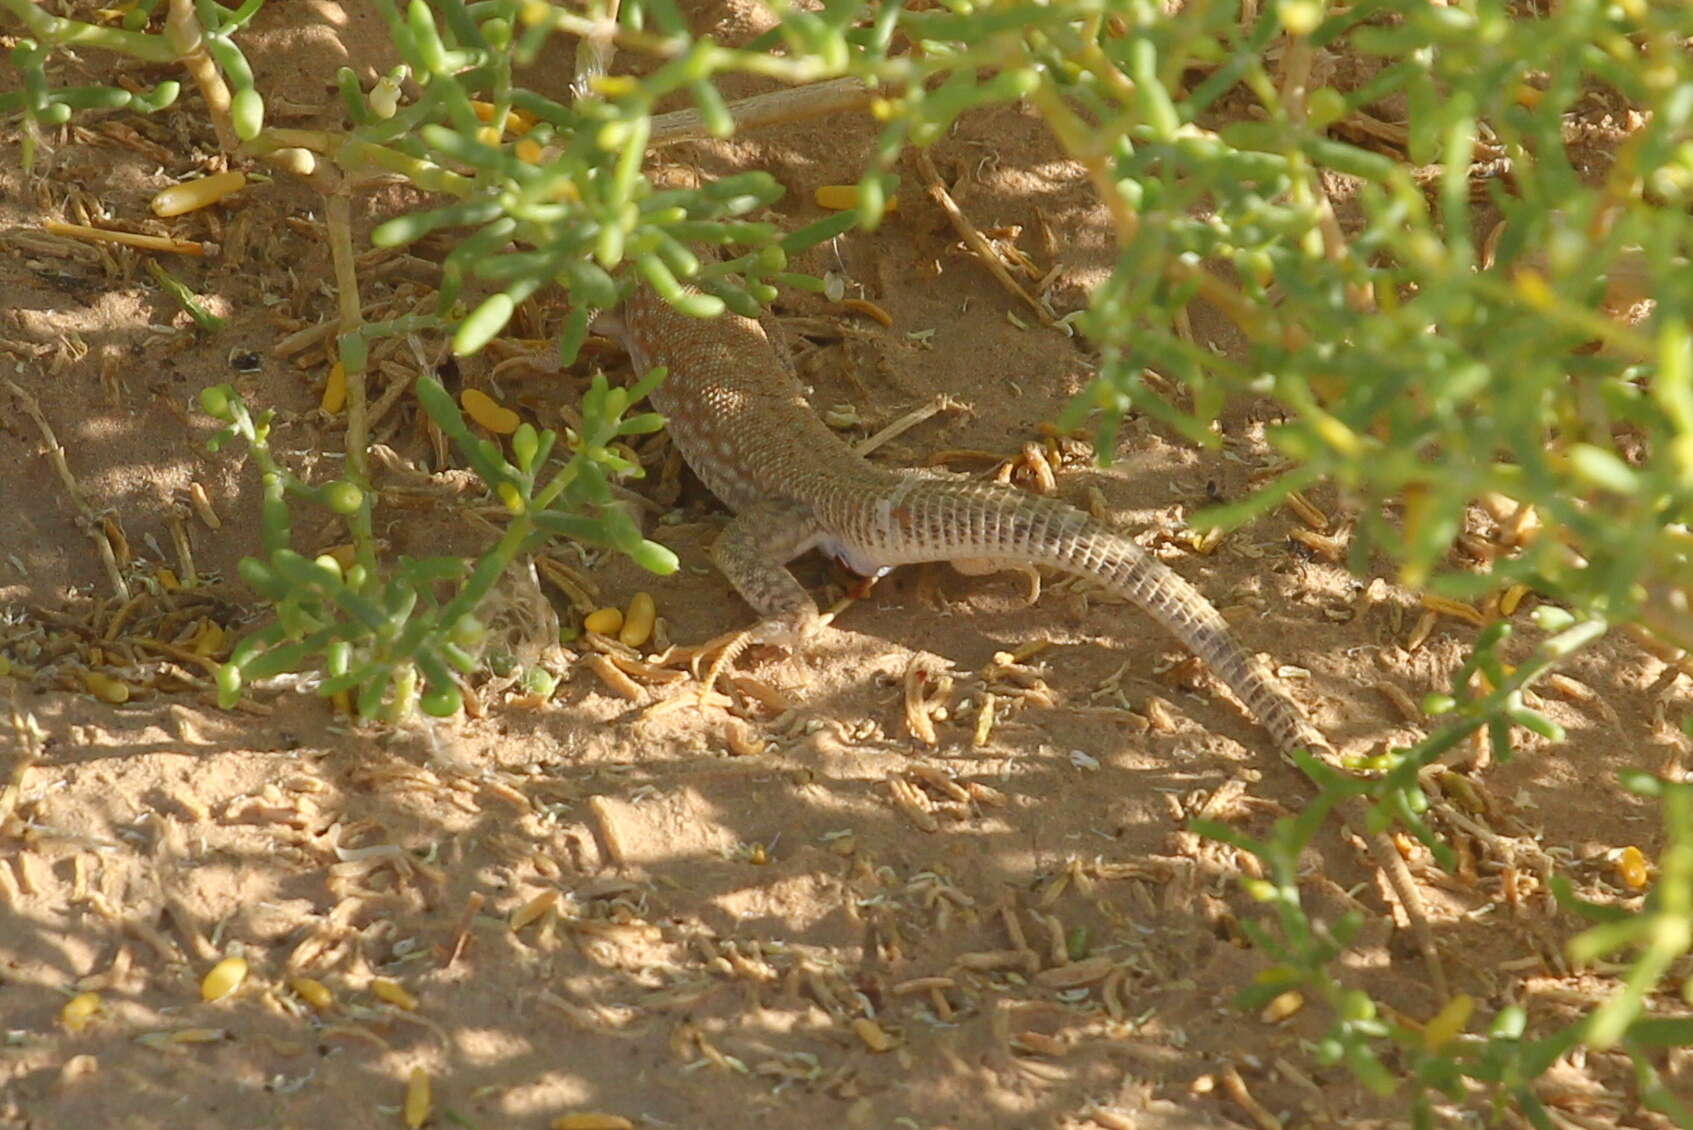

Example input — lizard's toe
[749,610,826,652]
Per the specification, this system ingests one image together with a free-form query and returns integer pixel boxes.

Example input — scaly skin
[624,288,1318,745]
[619,285,1444,992]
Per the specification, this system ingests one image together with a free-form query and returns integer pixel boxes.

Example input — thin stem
[325,193,377,576]
[0,0,177,62]
[165,0,235,150]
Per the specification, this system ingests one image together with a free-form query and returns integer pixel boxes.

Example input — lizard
[611,281,1445,995]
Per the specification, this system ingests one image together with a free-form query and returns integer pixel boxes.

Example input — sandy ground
[3,3,1692,1129]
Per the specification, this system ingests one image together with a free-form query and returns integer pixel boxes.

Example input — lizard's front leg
[699,500,830,694]
[712,500,829,644]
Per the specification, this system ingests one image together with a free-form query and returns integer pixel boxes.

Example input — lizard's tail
[834,479,1440,990]
[853,480,1323,754]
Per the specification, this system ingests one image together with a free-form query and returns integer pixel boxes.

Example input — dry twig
[914,150,1056,327]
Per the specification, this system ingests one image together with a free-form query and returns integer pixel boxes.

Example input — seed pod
[1259,990,1304,1024]
[403,1066,430,1129]
[461,388,520,434]
[372,977,418,1010]
[583,607,623,635]
[81,672,131,704]
[321,363,347,414]
[1617,846,1649,891]
[289,977,334,1012]
[61,992,101,1032]
[618,593,655,649]
[851,1017,895,1052]
[200,955,247,1002]
[152,171,248,217]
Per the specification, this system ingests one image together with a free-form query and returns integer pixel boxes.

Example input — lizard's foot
[747,608,829,651]
[698,629,754,705]
[698,610,832,704]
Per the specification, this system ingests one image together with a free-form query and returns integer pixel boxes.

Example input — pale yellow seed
[1500,583,1530,616]
[81,671,130,705]
[270,147,317,176]
[169,1027,226,1043]
[151,171,248,218]
[1422,993,1474,1050]
[471,100,538,133]
[1259,990,1304,1024]
[289,976,334,1012]
[618,592,656,649]
[814,184,898,213]
[372,977,418,1011]
[321,362,347,414]
[1618,845,1650,891]
[509,889,558,932]
[61,991,101,1033]
[515,138,543,164]
[200,955,248,1002]
[461,388,520,434]
[550,1116,635,1130]
[851,1016,895,1052]
[583,607,624,635]
[404,1066,431,1129]
[156,567,180,592]
[192,622,226,658]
